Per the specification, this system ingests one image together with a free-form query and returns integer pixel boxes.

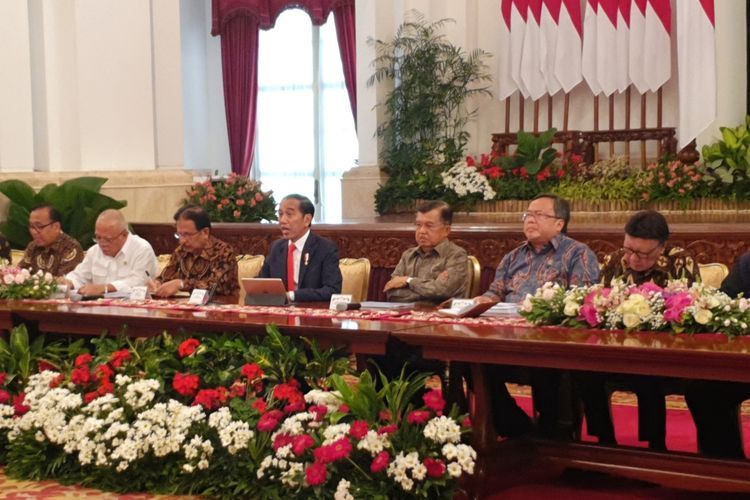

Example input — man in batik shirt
[474,194,600,439]
[20,204,83,276]
[578,210,698,450]
[149,205,239,297]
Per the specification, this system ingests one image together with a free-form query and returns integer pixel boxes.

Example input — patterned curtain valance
[211,0,349,34]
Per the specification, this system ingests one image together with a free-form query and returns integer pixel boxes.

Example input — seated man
[577,210,698,450]
[385,200,468,304]
[20,204,83,276]
[476,194,600,438]
[260,194,342,302]
[62,209,159,296]
[685,252,750,458]
[149,205,239,297]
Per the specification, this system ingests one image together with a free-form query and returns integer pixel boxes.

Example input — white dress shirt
[66,233,159,293]
[287,230,310,302]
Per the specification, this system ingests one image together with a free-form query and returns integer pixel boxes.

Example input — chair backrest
[464,255,482,298]
[339,258,371,303]
[698,262,729,289]
[10,249,24,266]
[237,254,265,303]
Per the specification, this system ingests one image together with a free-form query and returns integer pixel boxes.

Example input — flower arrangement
[1,325,474,498]
[441,159,496,205]
[636,158,708,206]
[183,172,277,223]
[0,263,57,300]
[520,279,750,336]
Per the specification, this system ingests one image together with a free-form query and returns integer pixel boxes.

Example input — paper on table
[483,302,520,316]
[360,301,415,310]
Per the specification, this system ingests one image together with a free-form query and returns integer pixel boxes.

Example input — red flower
[338,404,350,414]
[370,450,390,473]
[178,338,201,358]
[13,393,29,416]
[305,461,327,486]
[37,361,57,372]
[241,363,264,381]
[462,416,473,428]
[309,404,328,421]
[0,389,10,405]
[252,398,268,414]
[284,401,306,414]
[274,381,304,403]
[229,380,246,398]
[75,353,93,367]
[292,434,315,456]
[84,391,99,404]
[257,410,283,432]
[71,366,92,386]
[466,156,476,167]
[192,388,227,410]
[407,410,431,425]
[98,379,114,396]
[378,424,398,435]
[173,372,201,397]
[378,409,392,422]
[349,420,369,440]
[49,373,65,389]
[273,433,294,450]
[313,437,353,464]
[424,457,447,478]
[423,389,446,414]
[110,349,132,369]
[95,364,114,381]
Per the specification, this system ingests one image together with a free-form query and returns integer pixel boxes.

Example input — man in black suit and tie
[260,194,342,302]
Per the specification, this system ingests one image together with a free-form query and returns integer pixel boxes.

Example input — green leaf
[0,180,36,209]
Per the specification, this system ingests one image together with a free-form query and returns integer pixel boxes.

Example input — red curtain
[211,0,356,176]
[333,1,356,125]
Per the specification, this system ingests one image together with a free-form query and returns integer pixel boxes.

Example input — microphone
[334,302,361,312]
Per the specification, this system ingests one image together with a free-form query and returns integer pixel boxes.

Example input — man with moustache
[20,204,83,276]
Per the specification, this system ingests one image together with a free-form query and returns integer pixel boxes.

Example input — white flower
[423,416,461,444]
[334,478,355,500]
[441,161,496,201]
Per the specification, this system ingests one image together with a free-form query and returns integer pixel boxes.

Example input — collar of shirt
[415,238,451,258]
[524,233,563,254]
[289,229,311,254]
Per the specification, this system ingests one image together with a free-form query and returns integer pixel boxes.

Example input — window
[254,9,357,222]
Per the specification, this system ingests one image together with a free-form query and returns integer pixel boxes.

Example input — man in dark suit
[260,194,342,302]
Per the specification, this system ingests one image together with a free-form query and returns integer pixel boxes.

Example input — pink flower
[309,404,328,421]
[423,389,446,414]
[378,424,398,435]
[0,389,11,404]
[305,461,327,486]
[407,410,431,425]
[273,433,294,450]
[257,412,281,432]
[580,303,601,327]
[635,281,664,295]
[349,420,369,440]
[423,457,447,478]
[292,434,315,456]
[664,292,693,323]
[370,450,390,473]
[313,437,353,464]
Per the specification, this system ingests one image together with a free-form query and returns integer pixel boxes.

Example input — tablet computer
[241,278,287,306]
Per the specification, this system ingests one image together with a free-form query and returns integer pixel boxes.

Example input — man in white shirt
[62,209,159,296]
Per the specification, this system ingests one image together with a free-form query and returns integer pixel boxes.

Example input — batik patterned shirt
[159,235,240,296]
[20,233,84,277]
[600,246,698,287]
[484,233,600,303]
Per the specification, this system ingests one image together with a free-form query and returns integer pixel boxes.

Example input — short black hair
[175,204,211,231]
[417,200,453,225]
[282,194,315,218]
[533,193,570,233]
[625,210,670,244]
[31,203,62,224]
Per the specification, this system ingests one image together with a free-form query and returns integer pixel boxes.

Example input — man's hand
[384,276,410,292]
[153,279,182,297]
[57,277,74,288]
[78,283,107,296]
[473,295,496,304]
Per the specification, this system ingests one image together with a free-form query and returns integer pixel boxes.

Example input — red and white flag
[596,0,620,96]
[677,0,716,147]
[629,0,648,93]
[510,0,530,98]
[581,0,601,94]
[497,0,518,99]
[540,0,562,95]
[520,0,547,100]
[644,0,671,92]
[554,0,583,93]
[615,0,631,93]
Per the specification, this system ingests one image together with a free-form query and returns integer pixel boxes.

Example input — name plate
[188,288,210,305]
[129,286,149,301]
[329,294,353,310]
[449,299,475,310]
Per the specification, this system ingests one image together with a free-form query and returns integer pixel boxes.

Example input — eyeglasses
[93,231,126,244]
[414,222,445,232]
[29,221,56,232]
[622,244,662,260]
[522,211,560,222]
[174,231,199,240]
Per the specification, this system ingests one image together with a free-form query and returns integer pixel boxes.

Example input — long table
[4,300,750,496]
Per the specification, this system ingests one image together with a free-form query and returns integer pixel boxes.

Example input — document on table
[482,302,520,316]
[360,301,415,310]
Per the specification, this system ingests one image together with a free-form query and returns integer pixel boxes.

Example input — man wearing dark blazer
[260,194,342,302]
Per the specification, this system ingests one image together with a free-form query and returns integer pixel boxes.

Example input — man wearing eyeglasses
[385,200,467,303]
[19,204,83,276]
[577,210,697,451]
[475,193,600,439]
[148,205,239,297]
[62,209,158,297]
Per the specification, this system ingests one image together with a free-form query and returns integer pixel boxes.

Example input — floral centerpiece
[183,172,277,222]
[0,263,58,300]
[520,280,750,336]
[0,326,475,498]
